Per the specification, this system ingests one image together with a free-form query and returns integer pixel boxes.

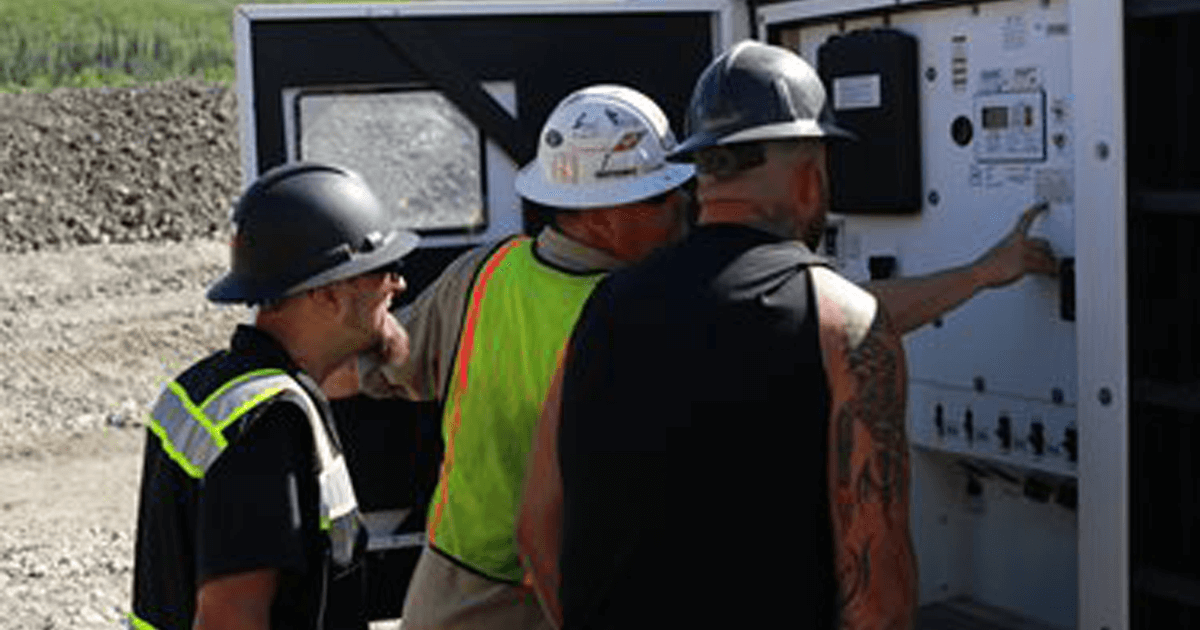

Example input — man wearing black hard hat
[128,162,419,630]
[541,41,918,630]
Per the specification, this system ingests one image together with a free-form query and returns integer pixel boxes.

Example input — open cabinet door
[232,1,740,621]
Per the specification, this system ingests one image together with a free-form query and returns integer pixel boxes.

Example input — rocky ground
[0,80,248,628]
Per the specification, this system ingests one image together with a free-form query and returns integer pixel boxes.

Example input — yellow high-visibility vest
[427,236,605,582]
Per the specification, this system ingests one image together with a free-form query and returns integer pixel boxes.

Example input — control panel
[770,2,1080,628]
[792,0,1076,480]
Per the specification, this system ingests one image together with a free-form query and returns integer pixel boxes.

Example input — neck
[554,211,631,261]
[697,199,791,239]
[254,311,346,384]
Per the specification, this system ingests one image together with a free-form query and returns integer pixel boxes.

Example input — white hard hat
[515,85,695,209]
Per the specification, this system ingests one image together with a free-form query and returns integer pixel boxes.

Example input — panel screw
[974,376,986,393]
[928,190,941,206]
[1096,142,1110,161]
[1099,388,1113,406]
[933,317,944,328]
[926,67,938,82]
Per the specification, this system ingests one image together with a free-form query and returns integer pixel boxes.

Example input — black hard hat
[207,162,419,304]
[668,40,855,162]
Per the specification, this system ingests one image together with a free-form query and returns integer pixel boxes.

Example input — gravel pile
[0,80,247,629]
[0,79,241,254]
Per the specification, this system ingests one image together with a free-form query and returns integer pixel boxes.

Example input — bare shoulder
[809,266,879,352]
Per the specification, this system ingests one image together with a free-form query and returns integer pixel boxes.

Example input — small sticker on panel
[980,68,1004,94]
[1035,168,1074,204]
[1046,23,1069,36]
[1013,66,1040,90]
[952,36,969,93]
[1003,15,1027,51]
[833,74,882,111]
[1005,165,1031,185]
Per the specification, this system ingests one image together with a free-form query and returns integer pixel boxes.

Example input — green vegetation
[0,0,383,91]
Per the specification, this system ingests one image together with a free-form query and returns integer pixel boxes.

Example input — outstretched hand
[973,201,1058,290]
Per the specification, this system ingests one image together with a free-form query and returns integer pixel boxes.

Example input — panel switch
[1029,421,1046,456]
[1064,427,1078,463]
[1060,257,1075,322]
[996,415,1012,450]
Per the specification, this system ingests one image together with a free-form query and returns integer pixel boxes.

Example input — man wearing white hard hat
[327,85,694,630]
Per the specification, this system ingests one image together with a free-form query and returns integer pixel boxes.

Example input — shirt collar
[534,226,626,274]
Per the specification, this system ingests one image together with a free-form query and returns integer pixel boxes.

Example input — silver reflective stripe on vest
[149,368,361,568]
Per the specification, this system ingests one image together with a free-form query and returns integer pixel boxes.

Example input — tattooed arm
[811,266,918,630]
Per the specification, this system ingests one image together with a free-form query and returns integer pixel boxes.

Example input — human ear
[310,283,350,319]
[792,157,822,211]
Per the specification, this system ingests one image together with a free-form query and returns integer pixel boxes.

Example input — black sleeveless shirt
[558,224,836,630]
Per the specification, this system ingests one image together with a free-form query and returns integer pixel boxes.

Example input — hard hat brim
[666,120,857,163]
[206,228,420,304]
[515,161,696,210]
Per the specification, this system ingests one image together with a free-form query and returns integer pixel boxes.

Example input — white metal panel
[1070,0,1129,626]
[787,0,1078,473]
[237,0,736,21]
[761,2,1092,628]
[755,0,895,27]
[234,8,258,190]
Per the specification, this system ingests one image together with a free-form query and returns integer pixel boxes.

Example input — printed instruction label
[833,74,882,111]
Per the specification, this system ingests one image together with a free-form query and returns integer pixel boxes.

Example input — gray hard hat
[207,162,419,304]
[667,40,855,162]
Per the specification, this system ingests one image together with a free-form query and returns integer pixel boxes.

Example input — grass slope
[0,0,390,91]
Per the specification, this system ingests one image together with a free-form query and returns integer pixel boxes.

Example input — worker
[328,85,695,630]
[517,40,1058,630]
[127,162,418,630]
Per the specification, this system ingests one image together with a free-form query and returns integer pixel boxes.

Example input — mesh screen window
[295,89,486,233]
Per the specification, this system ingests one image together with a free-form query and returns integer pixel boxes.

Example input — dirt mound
[0,79,240,253]
[0,81,247,628]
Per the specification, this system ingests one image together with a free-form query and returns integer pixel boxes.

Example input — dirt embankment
[0,80,246,628]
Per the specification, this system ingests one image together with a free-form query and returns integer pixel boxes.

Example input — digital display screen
[982,106,1010,130]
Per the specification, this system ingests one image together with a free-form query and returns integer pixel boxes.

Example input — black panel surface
[817,28,922,214]
[249,13,714,177]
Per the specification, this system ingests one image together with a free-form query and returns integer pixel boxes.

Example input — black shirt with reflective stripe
[130,325,366,630]
[558,224,836,630]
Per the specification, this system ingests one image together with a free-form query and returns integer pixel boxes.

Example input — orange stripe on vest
[428,238,529,543]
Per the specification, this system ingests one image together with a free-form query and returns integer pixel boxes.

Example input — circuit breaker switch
[964,409,975,445]
[1064,427,1078,463]
[935,404,945,438]
[996,415,1013,450]
[1030,421,1046,455]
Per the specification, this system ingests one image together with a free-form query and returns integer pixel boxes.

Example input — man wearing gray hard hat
[539,41,919,629]
[129,162,418,630]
